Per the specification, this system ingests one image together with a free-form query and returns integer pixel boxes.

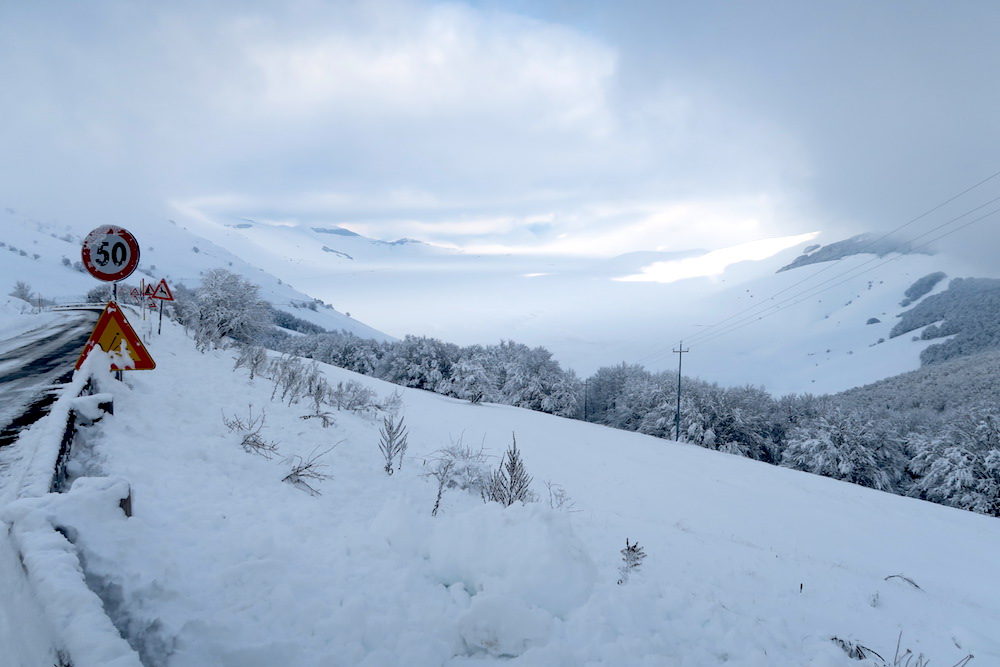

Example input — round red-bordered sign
[81,226,141,282]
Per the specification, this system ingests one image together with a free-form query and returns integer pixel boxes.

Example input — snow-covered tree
[448,346,499,404]
[376,335,458,393]
[9,280,32,301]
[494,341,581,417]
[188,269,273,351]
[908,410,1000,516]
[781,410,906,492]
[683,383,780,462]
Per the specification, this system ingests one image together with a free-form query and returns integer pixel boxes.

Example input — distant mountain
[777,233,930,272]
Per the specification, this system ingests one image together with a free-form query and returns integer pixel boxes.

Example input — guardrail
[1,364,141,666]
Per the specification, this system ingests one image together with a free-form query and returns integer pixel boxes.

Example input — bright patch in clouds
[615,232,819,283]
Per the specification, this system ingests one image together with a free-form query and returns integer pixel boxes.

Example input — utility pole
[673,341,689,441]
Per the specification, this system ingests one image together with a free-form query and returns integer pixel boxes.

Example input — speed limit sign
[81,226,141,282]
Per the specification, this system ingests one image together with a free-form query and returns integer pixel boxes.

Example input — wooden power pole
[673,342,689,441]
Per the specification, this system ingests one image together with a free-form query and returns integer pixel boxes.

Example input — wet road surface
[0,309,100,448]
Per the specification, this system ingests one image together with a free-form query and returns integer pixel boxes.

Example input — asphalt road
[0,308,100,448]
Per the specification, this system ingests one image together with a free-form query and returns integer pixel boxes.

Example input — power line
[689,204,1000,348]
[633,168,1000,366]
[681,169,1000,348]
[680,195,1000,349]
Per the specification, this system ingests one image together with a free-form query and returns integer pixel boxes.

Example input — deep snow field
[3,305,1000,666]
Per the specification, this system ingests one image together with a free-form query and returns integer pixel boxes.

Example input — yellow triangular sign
[76,301,156,371]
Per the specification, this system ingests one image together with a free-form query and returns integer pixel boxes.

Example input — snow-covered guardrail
[1,357,141,667]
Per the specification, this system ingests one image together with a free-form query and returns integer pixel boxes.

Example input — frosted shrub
[268,355,305,404]
[378,414,409,475]
[617,538,647,585]
[889,632,973,667]
[830,637,879,662]
[544,480,576,511]
[483,435,537,506]
[378,389,404,416]
[299,362,334,425]
[425,439,492,516]
[233,344,268,380]
[282,445,337,496]
[330,380,377,414]
[222,405,279,459]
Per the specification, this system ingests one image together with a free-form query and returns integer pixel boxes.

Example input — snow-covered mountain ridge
[778,233,930,272]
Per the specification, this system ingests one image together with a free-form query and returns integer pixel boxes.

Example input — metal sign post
[148,279,174,335]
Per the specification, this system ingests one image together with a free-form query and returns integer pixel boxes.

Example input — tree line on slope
[890,276,1000,365]
[157,269,1000,519]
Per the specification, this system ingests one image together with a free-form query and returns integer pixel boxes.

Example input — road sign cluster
[77,226,165,373]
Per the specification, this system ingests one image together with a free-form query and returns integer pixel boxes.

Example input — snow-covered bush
[483,435,537,506]
[425,439,492,516]
[330,379,377,414]
[300,376,335,427]
[282,445,336,496]
[543,480,576,511]
[378,413,409,475]
[222,405,279,459]
[617,538,646,585]
[267,355,306,405]
[233,344,268,380]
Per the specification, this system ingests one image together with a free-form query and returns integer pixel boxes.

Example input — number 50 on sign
[81,226,141,282]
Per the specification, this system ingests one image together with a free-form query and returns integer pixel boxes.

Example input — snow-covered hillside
[2,307,999,666]
[0,208,392,343]
[167,212,998,395]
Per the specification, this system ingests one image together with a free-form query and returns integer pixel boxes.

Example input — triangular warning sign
[143,282,156,297]
[150,278,174,301]
[75,301,156,371]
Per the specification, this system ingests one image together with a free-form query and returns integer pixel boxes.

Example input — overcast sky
[2,0,999,267]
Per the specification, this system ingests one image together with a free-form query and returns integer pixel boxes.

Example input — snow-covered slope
[2,309,998,666]
[661,249,973,396]
[0,208,392,342]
